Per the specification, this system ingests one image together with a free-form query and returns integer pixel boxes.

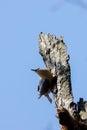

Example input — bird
[31,68,56,103]
[37,78,52,103]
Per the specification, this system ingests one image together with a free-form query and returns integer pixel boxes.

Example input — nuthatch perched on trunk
[31,68,57,103]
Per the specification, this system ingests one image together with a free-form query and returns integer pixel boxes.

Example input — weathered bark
[38,32,73,110]
[38,32,87,130]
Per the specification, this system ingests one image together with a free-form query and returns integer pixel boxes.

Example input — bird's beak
[31,68,40,72]
[31,69,35,71]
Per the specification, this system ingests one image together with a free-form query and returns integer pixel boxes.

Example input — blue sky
[0,0,87,130]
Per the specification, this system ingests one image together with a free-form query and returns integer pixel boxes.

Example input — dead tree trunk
[38,32,87,130]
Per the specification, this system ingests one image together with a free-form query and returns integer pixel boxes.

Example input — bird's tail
[46,95,52,103]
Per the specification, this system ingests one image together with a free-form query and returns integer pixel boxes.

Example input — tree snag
[37,32,87,130]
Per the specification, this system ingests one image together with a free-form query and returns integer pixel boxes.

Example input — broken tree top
[38,32,73,110]
[38,33,69,70]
